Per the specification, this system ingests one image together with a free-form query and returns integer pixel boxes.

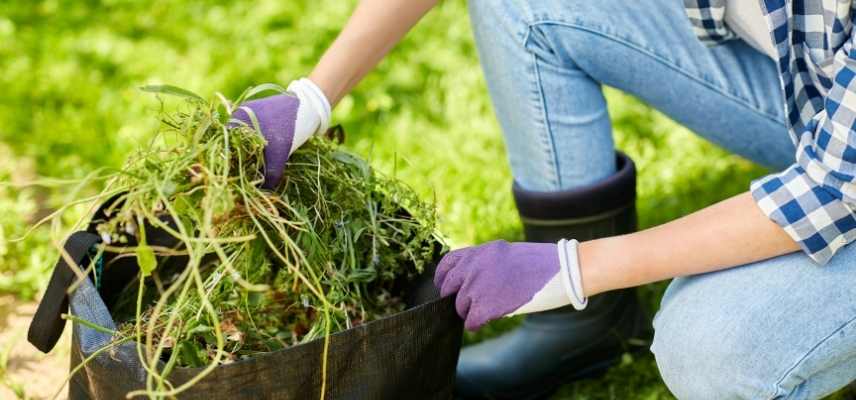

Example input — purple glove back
[231,94,299,189]
[434,240,559,331]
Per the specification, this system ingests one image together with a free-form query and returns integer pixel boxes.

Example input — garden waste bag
[28,203,463,400]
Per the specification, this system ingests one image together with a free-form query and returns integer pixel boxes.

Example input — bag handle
[28,231,100,353]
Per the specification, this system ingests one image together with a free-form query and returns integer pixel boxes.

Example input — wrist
[308,70,347,107]
[578,234,637,297]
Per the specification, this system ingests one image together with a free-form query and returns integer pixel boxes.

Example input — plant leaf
[136,242,157,277]
[241,83,288,102]
[140,84,205,102]
[331,151,370,178]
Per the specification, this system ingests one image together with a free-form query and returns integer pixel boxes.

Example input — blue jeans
[469,0,856,398]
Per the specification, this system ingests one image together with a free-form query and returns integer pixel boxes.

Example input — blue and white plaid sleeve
[751,51,856,265]
[683,0,736,45]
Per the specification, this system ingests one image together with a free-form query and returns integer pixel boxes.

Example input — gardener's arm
[436,191,800,330]
[232,0,437,188]
[309,0,439,105]
[578,191,799,296]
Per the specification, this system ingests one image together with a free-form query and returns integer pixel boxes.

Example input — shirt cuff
[750,164,856,265]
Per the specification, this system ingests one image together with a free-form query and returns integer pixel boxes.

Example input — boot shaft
[455,152,651,399]
[513,151,637,243]
[511,151,646,323]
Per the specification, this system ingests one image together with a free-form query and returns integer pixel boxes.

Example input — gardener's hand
[231,78,332,189]
[434,239,588,330]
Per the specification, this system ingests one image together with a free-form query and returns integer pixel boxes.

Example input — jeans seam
[766,314,856,399]
[528,49,562,189]
[523,19,785,128]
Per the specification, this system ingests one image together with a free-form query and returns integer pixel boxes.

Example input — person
[231,0,856,398]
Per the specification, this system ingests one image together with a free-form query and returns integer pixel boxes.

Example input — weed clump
[84,85,443,395]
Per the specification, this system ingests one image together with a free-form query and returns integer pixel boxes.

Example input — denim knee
[652,306,755,399]
[651,246,856,400]
[651,278,777,399]
[652,314,718,399]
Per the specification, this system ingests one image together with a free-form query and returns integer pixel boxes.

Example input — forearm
[579,191,801,296]
[308,0,438,106]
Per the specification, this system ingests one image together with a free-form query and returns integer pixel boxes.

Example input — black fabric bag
[28,203,463,399]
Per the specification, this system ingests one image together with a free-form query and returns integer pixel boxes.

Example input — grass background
[0,0,852,398]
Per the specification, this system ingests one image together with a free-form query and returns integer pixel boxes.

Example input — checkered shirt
[684,0,856,264]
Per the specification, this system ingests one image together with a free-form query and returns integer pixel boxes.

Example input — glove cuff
[287,78,332,135]
[557,239,588,310]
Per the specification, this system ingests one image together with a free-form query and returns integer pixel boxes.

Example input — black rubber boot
[455,152,652,400]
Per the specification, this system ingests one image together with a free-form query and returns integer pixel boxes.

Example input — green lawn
[0,1,851,399]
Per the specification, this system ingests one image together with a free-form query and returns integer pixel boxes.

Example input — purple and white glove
[231,78,331,189]
[434,239,587,331]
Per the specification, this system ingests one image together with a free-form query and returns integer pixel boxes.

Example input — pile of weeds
[40,85,443,398]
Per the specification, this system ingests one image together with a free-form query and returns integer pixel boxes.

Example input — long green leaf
[140,84,205,102]
[240,83,288,102]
